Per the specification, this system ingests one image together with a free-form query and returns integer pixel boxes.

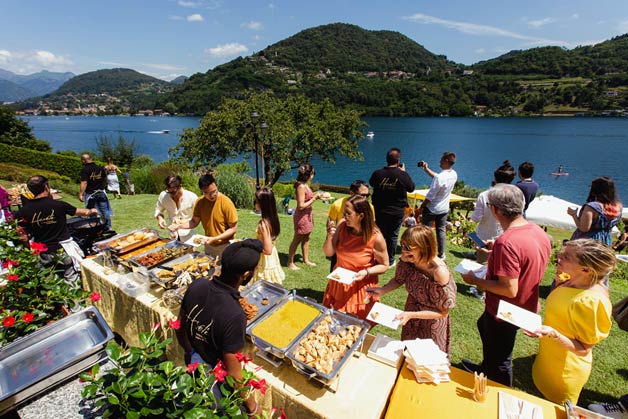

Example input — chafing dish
[0,306,114,414]
[285,308,369,387]
[149,252,216,289]
[247,294,323,360]
[240,281,290,326]
[94,228,160,255]
[129,240,193,270]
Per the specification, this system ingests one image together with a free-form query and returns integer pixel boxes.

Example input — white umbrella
[526,195,578,230]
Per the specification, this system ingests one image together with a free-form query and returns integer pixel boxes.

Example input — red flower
[2,316,15,327]
[279,408,287,419]
[6,274,18,282]
[169,318,180,330]
[248,378,267,395]
[22,312,34,323]
[187,362,199,373]
[2,260,19,269]
[212,360,227,382]
[235,352,253,364]
[29,242,48,255]
[90,292,101,302]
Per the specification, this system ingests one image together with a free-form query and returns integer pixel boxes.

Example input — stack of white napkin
[403,338,450,384]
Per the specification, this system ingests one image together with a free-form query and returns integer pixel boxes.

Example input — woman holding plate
[322,195,388,319]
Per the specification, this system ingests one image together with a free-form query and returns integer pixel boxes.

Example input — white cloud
[205,43,248,58]
[241,20,263,30]
[268,3,276,9]
[178,0,199,7]
[525,17,555,28]
[143,63,185,71]
[176,0,222,9]
[168,15,184,20]
[32,50,73,67]
[0,49,12,64]
[618,20,628,34]
[475,48,486,53]
[187,14,204,22]
[572,14,580,19]
[97,61,129,67]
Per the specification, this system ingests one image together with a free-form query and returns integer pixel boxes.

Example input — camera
[417,161,426,168]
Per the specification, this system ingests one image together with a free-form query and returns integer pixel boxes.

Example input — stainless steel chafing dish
[93,228,160,255]
[129,240,193,271]
[246,293,323,361]
[149,252,216,289]
[0,306,114,414]
[285,308,369,387]
[240,280,290,327]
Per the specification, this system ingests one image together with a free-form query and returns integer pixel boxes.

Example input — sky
[2,0,628,81]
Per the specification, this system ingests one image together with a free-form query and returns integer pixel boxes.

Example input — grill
[66,215,116,255]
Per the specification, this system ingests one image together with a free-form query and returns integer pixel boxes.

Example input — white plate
[454,259,487,278]
[499,392,544,419]
[496,300,542,332]
[184,234,208,247]
[327,267,358,285]
[367,302,402,329]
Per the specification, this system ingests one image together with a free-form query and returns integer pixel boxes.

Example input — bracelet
[246,400,258,416]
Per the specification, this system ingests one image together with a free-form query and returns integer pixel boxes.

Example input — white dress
[106,169,121,193]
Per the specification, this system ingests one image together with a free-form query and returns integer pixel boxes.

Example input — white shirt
[471,190,503,241]
[154,188,198,242]
[425,169,457,214]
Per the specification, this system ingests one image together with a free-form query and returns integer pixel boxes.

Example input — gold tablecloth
[384,362,567,419]
[81,258,398,419]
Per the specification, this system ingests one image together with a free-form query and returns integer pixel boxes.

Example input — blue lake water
[22,115,628,204]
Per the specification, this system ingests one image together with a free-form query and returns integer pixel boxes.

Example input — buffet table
[384,362,567,419]
[80,257,399,419]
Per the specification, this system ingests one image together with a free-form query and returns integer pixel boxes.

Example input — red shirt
[485,222,551,316]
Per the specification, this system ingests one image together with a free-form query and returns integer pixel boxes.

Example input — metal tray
[247,294,323,359]
[129,240,193,270]
[0,306,114,413]
[93,228,160,255]
[285,309,369,386]
[240,281,290,326]
[149,252,216,289]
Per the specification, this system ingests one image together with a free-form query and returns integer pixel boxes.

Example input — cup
[473,372,488,403]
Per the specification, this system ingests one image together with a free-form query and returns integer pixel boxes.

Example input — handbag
[612,295,628,332]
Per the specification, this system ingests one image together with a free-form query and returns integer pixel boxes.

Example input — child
[252,187,285,284]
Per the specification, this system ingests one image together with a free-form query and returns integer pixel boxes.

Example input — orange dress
[323,223,380,319]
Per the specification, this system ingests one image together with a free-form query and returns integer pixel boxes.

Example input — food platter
[129,240,193,270]
[94,228,160,255]
[149,252,217,289]
[240,280,290,326]
[286,309,369,386]
[247,294,323,359]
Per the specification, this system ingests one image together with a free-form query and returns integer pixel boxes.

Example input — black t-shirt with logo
[181,277,246,366]
[15,196,76,252]
[369,166,416,216]
[80,162,107,194]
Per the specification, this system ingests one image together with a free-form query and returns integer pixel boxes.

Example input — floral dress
[293,184,314,235]
[393,260,457,355]
[570,201,622,246]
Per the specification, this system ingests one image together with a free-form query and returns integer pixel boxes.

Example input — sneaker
[588,401,628,419]
[461,359,482,374]
[469,287,486,301]
[390,260,397,268]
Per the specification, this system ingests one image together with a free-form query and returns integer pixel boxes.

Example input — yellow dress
[532,286,611,404]
[252,224,285,285]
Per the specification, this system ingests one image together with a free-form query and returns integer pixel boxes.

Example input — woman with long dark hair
[252,187,285,284]
[287,163,320,270]
[323,195,389,319]
[568,176,622,246]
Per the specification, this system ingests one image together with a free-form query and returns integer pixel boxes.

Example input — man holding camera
[369,148,415,266]
[418,152,457,259]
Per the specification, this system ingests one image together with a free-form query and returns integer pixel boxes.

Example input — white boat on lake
[366,131,375,139]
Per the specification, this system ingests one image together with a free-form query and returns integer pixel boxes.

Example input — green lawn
[5,183,628,406]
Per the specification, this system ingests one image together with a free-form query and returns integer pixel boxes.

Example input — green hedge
[0,144,85,181]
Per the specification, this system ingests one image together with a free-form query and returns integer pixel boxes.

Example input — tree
[94,134,139,168]
[171,93,366,186]
[0,106,52,152]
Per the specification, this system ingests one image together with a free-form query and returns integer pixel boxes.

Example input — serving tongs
[328,306,341,335]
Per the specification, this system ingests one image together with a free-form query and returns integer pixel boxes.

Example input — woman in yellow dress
[252,187,285,284]
[529,239,616,404]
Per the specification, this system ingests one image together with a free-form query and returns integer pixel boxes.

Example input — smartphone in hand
[468,232,487,248]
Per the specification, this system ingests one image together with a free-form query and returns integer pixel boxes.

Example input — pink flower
[22,312,34,323]
[248,378,267,395]
[2,260,19,269]
[29,242,48,255]
[235,352,252,364]
[169,318,180,330]
[6,274,18,282]
[187,362,199,373]
[279,408,287,419]
[151,322,161,331]
[3,316,15,327]
[90,292,101,302]
[212,360,227,382]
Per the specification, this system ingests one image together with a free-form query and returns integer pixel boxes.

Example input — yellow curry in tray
[251,300,320,348]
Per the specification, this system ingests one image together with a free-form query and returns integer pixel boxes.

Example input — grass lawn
[4,181,628,406]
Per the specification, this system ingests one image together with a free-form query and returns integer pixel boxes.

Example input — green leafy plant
[0,219,97,345]
[446,213,477,248]
[80,323,273,419]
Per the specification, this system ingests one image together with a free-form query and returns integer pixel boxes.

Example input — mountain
[0,69,74,100]
[0,79,34,102]
[54,68,170,95]
[170,75,188,85]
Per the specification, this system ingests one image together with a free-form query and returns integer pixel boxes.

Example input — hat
[221,239,263,278]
